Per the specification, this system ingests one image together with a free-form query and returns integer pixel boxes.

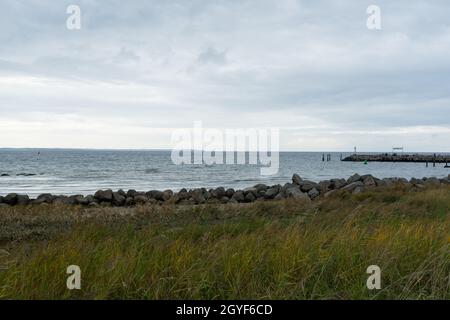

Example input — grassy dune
[0,185,449,300]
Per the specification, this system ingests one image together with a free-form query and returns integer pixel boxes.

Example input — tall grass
[0,186,449,299]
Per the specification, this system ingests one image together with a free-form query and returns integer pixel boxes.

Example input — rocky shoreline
[1,173,450,208]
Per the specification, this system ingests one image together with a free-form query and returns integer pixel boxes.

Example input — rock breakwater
[1,174,449,208]
[342,154,450,163]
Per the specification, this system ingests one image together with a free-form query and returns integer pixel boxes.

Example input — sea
[0,149,449,197]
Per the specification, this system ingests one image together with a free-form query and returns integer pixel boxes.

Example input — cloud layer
[0,0,449,151]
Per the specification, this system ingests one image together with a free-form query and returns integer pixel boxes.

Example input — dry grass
[0,185,449,300]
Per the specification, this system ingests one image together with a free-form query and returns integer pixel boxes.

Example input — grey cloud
[197,47,228,65]
[114,47,141,63]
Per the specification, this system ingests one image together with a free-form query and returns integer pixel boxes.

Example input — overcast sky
[0,0,449,151]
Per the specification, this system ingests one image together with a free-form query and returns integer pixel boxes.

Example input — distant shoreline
[1,148,450,154]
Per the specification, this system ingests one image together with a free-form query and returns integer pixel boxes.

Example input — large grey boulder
[299,180,319,193]
[308,188,320,199]
[342,181,364,192]
[52,196,67,205]
[77,195,90,205]
[85,195,97,204]
[162,190,173,201]
[285,187,310,202]
[147,190,164,201]
[94,190,113,202]
[16,194,30,205]
[318,180,331,192]
[63,195,80,205]
[362,175,376,187]
[213,187,226,199]
[220,196,230,204]
[264,186,280,199]
[123,197,134,206]
[347,174,361,184]
[4,193,18,205]
[292,174,302,185]
[174,190,189,203]
[117,189,127,197]
[410,178,423,185]
[330,179,347,189]
[257,190,266,198]
[244,187,257,197]
[203,190,211,201]
[134,195,149,204]
[281,183,296,194]
[274,192,284,200]
[232,191,245,202]
[192,189,206,204]
[225,188,235,198]
[254,184,268,193]
[34,193,56,204]
[63,195,88,205]
[245,192,256,202]
[127,189,138,197]
[113,192,126,206]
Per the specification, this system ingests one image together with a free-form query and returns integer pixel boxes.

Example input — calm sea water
[0,149,449,197]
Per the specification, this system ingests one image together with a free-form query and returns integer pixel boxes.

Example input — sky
[0,0,449,152]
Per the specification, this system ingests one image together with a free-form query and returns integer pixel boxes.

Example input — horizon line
[1,147,450,153]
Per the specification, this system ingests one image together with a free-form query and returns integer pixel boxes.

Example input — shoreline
[1,173,450,208]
